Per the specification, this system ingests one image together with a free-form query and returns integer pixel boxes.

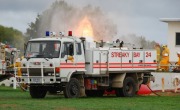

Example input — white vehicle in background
[0,42,19,83]
[16,31,156,98]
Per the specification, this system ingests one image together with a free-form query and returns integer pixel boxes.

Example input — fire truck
[16,31,156,98]
[0,42,19,83]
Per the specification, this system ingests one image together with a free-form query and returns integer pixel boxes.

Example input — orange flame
[76,17,94,38]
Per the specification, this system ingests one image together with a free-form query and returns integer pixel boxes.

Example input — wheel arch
[65,71,85,97]
[110,73,126,88]
[110,72,143,91]
[66,71,85,82]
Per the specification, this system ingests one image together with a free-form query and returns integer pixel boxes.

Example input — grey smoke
[37,1,117,41]
[117,34,156,49]
[28,1,156,49]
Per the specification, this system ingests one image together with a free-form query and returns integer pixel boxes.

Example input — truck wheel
[64,78,80,98]
[85,90,104,97]
[30,86,47,98]
[116,77,136,97]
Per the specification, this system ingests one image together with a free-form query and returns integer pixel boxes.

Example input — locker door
[132,51,144,70]
[100,51,108,74]
[121,50,132,70]
[144,50,157,70]
[93,51,100,74]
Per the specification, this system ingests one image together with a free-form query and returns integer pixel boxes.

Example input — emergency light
[59,32,65,36]
[46,31,65,37]
[46,31,57,37]
[68,31,72,36]
[46,31,50,36]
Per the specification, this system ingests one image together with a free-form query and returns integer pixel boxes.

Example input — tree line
[0,25,25,52]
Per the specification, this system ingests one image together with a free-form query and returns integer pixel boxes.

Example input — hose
[18,83,29,92]
[147,84,161,96]
[16,77,29,92]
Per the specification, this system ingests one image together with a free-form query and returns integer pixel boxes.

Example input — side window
[76,43,82,55]
[61,42,74,58]
[176,33,180,46]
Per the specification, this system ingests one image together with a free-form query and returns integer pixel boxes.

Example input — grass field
[0,86,180,110]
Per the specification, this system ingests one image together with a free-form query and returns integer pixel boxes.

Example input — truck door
[60,42,76,79]
[60,42,85,79]
[75,43,85,71]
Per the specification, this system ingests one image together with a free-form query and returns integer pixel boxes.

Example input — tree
[0,25,25,52]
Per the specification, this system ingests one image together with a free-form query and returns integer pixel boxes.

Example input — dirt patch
[140,91,180,96]
[54,107,76,110]
[0,104,17,109]
[156,92,180,96]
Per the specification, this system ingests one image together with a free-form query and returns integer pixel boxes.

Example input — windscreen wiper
[44,58,49,61]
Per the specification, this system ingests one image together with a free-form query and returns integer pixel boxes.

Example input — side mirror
[69,44,74,56]
[24,43,27,56]
[11,51,15,55]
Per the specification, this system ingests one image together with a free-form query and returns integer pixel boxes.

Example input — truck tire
[30,86,47,98]
[64,78,80,98]
[85,90,104,97]
[116,77,136,97]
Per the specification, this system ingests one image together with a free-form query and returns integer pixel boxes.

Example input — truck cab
[19,36,86,98]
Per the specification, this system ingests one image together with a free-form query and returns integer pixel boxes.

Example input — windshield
[25,41,61,58]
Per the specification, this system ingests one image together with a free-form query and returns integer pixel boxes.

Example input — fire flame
[75,16,94,40]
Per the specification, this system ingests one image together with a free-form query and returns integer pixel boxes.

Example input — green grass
[0,86,180,110]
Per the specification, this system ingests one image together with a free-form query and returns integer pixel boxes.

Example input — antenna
[62,0,66,35]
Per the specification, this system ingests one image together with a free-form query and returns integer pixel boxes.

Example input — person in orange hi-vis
[160,45,169,71]
[172,52,180,72]
[176,52,180,65]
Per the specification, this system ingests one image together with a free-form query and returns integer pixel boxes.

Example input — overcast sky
[1,0,180,44]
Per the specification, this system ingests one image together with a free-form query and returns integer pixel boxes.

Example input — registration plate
[32,78,40,83]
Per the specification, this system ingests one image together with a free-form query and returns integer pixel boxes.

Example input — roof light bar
[45,31,72,37]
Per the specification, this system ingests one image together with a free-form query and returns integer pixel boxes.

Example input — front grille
[29,68,41,76]
[28,68,54,76]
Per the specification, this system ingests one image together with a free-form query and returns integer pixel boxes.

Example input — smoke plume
[117,34,157,49]
[37,1,117,41]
